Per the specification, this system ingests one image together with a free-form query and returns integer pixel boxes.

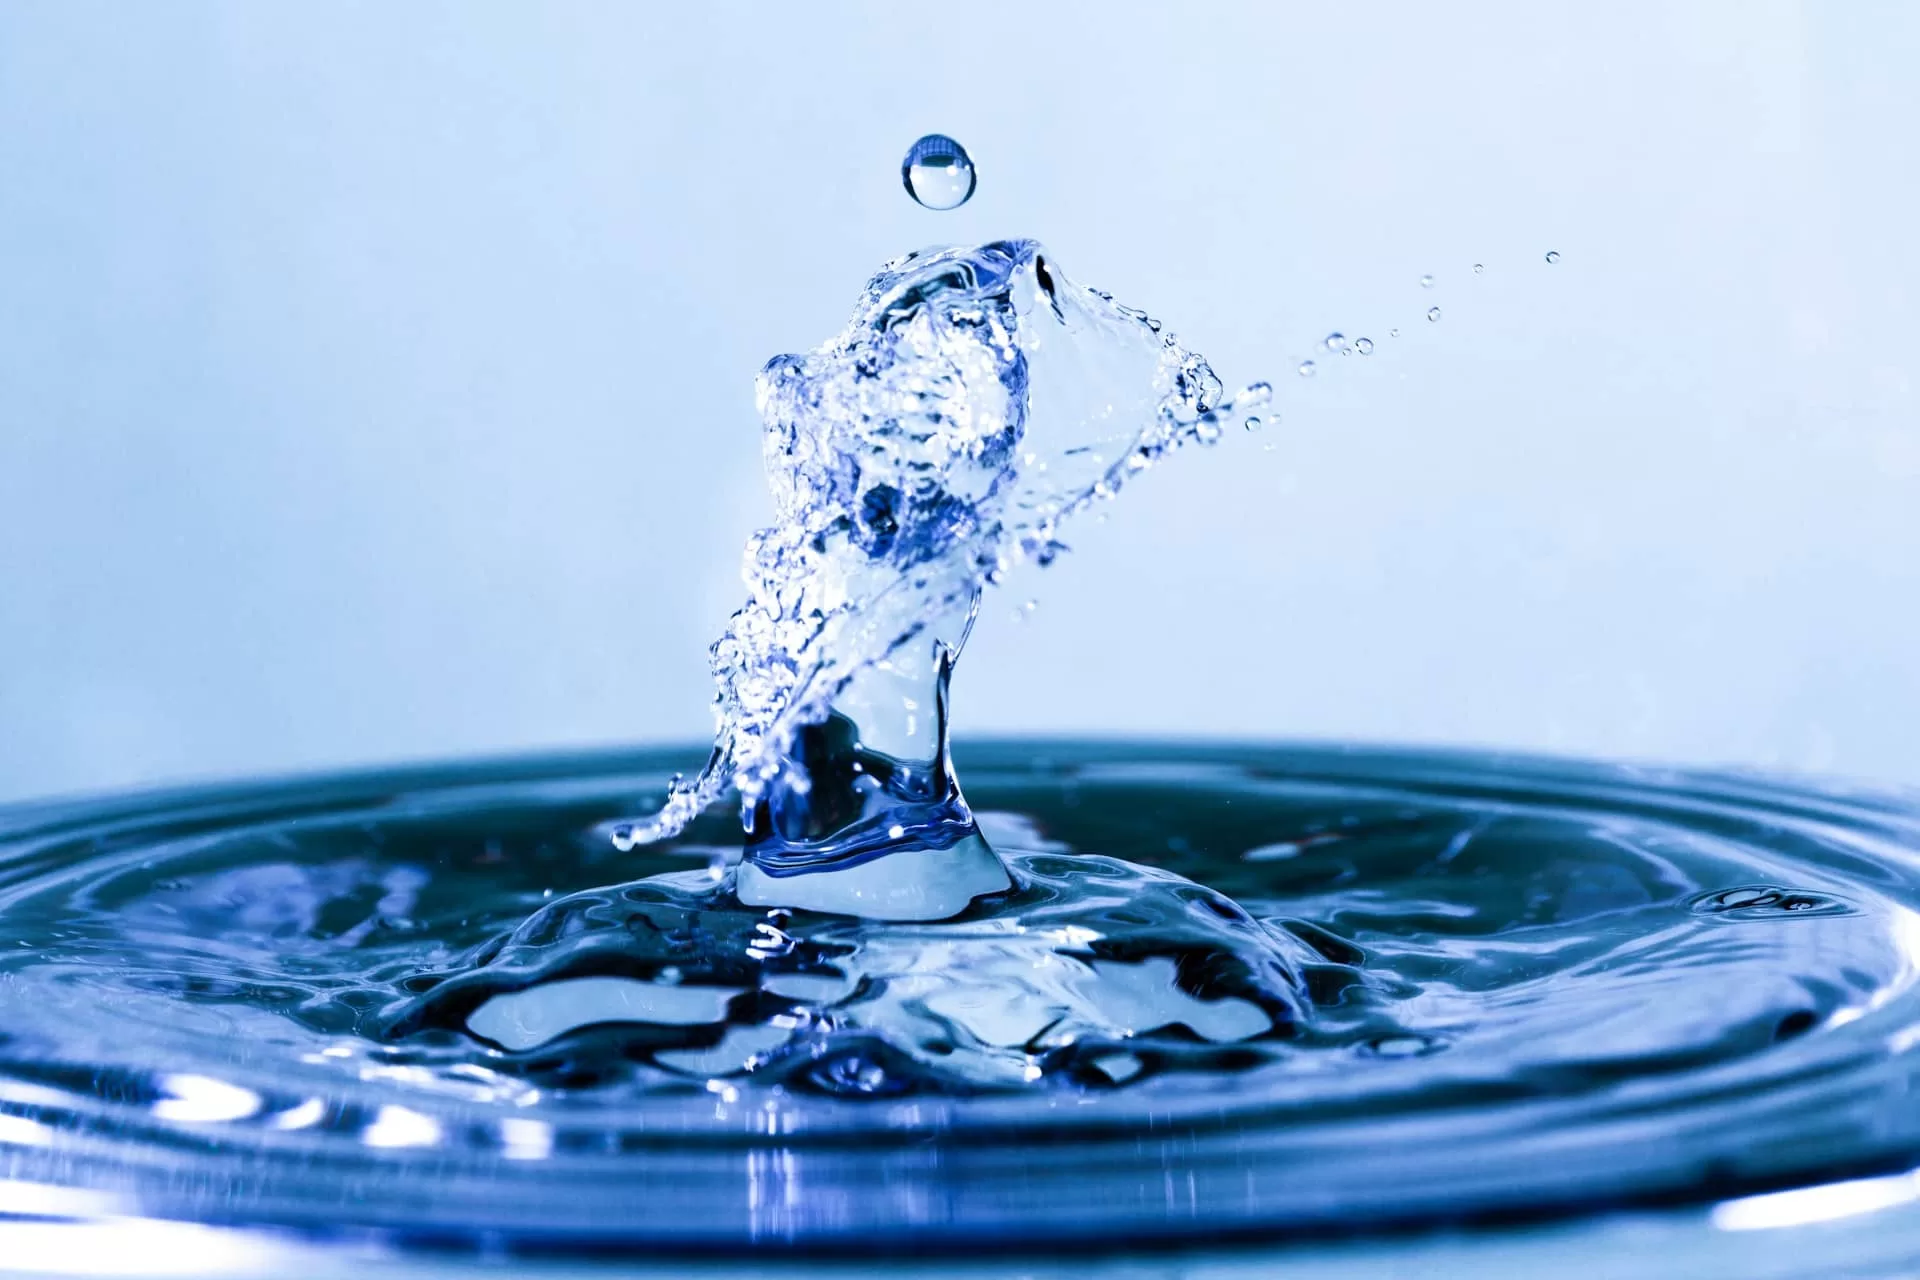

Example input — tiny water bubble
[1297,360,1316,378]
[1355,337,1374,354]
[1324,332,1347,352]
[1545,250,1561,264]
[901,134,977,211]
[1389,328,1400,338]
[1426,307,1442,322]
[1243,415,1262,432]
[1420,274,1435,288]
[1473,263,1484,275]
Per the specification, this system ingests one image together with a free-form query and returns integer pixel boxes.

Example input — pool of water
[4,741,1920,1266]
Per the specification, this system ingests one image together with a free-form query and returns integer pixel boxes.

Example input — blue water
[3,743,1920,1250]
[2,239,1917,1262]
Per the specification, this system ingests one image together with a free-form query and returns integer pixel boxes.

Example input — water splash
[613,242,1265,873]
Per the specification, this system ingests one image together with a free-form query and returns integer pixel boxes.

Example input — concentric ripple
[3,742,1920,1250]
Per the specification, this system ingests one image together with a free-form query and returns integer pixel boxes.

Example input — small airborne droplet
[1297,360,1316,377]
[1426,307,1442,322]
[1420,274,1435,288]
[1545,250,1561,264]
[901,134,977,211]
[1324,332,1347,352]
[1244,415,1263,431]
[1473,263,1484,275]
[1389,328,1400,338]
[1355,337,1374,354]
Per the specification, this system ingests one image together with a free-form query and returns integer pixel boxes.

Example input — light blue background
[1,2,1915,803]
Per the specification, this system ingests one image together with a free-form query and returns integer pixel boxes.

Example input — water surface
[4,742,1919,1250]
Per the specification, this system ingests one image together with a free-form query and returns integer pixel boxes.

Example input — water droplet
[1426,307,1442,323]
[1388,328,1399,338]
[1297,360,1316,378]
[1243,415,1262,432]
[1545,250,1561,264]
[900,134,977,211]
[1354,337,1374,355]
[1324,332,1347,352]
[1472,263,1484,275]
[1241,380,1274,406]
[1419,274,1435,289]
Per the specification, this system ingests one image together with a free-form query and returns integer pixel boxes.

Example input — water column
[738,598,1011,920]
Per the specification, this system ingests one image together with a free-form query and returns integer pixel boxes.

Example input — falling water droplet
[1426,307,1442,323]
[1324,332,1347,352]
[1297,360,1316,378]
[1389,328,1400,338]
[1244,415,1263,432]
[1545,250,1561,264]
[1420,274,1435,289]
[900,134,977,211]
[1473,263,1484,275]
[1355,337,1374,354]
